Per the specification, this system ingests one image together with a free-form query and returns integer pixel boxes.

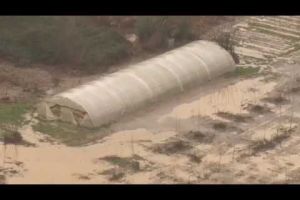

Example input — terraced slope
[232,16,300,64]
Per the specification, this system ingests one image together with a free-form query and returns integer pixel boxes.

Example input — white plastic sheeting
[38,40,236,128]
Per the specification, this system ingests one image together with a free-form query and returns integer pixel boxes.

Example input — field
[1,16,300,184]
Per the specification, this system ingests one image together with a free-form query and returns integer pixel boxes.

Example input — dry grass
[186,153,204,163]
[184,130,215,144]
[32,120,111,146]
[244,103,272,114]
[99,155,142,172]
[0,64,53,93]
[98,154,154,181]
[99,168,126,181]
[212,122,228,131]
[151,139,192,155]
[216,111,252,123]
[74,174,91,180]
[263,95,289,105]
[249,127,294,155]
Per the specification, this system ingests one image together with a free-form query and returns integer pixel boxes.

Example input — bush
[77,26,131,71]
[172,17,195,42]
[135,16,171,50]
[0,16,131,71]
[135,16,195,50]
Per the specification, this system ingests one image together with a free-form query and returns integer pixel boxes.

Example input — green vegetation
[135,16,195,50]
[0,102,31,143]
[172,17,195,42]
[225,66,260,78]
[0,103,30,125]
[0,16,131,71]
[99,155,144,171]
[0,16,198,72]
[32,120,111,146]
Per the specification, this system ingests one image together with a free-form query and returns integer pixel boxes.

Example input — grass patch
[225,66,260,78]
[0,103,30,125]
[32,120,111,146]
[0,102,32,144]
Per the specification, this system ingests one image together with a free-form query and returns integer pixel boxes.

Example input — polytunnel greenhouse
[37,40,236,128]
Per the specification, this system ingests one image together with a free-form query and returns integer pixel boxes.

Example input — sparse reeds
[212,122,227,131]
[151,139,193,155]
[184,130,215,144]
[216,111,252,123]
[249,126,294,155]
[244,103,272,114]
[262,95,289,105]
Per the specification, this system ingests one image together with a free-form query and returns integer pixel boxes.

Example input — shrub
[77,26,131,71]
[0,16,131,71]
[135,16,171,50]
[172,17,195,42]
[135,16,195,50]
